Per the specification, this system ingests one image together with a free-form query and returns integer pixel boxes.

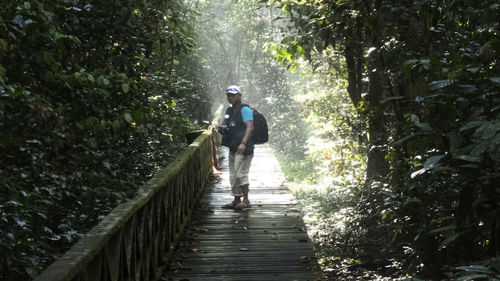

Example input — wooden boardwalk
[163,145,323,281]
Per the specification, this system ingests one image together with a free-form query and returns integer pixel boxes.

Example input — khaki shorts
[228,151,253,196]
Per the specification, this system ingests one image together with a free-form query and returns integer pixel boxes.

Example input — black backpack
[239,104,269,145]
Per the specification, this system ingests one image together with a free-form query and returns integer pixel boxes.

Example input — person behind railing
[217,85,254,210]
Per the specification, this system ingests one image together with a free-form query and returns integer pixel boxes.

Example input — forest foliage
[269,0,500,279]
[0,0,205,279]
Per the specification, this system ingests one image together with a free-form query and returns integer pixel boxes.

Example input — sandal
[221,200,240,209]
[234,201,251,210]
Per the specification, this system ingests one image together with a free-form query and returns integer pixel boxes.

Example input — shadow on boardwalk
[163,145,323,281]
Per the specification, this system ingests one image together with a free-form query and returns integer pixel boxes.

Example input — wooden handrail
[34,105,223,281]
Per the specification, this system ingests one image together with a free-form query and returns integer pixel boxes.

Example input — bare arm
[237,120,254,154]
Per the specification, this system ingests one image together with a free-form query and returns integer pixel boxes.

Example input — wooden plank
[183,244,315,250]
[185,249,315,256]
[164,272,323,281]
[162,145,323,280]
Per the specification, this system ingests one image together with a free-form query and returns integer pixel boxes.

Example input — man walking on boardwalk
[218,85,254,210]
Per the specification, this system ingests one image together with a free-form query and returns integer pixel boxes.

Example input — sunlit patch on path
[163,144,323,281]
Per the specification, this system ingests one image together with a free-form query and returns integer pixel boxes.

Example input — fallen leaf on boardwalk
[170,262,192,271]
[234,220,239,224]
[239,248,249,251]
[300,256,313,263]
[189,248,200,252]
[242,226,247,230]
[272,232,280,240]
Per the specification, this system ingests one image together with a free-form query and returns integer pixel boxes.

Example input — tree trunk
[365,50,389,180]
[344,30,363,107]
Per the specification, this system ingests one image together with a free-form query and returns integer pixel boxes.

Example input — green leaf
[440,231,469,247]
[460,121,488,132]
[457,84,478,94]
[466,66,480,73]
[381,96,405,104]
[100,89,110,97]
[97,76,110,87]
[296,45,305,57]
[409,114,420,124]
[0,39,7,51]
[411,168,427,178]
[454,155,481,162]
[474,123,499,139]
[25,267,37,279]
[123,112,133,123]
[415,122,432,133]
[394,133,425,146]
[50,63,59,73]
[428,80,454,91]
[121,83,130,93]
[423,155,445,170]
[401,59,418,68]
[489,77,500,84]
[428,224,457,234]
[456,265,495,274]
[456,274,489,281]
[471,141,490,156]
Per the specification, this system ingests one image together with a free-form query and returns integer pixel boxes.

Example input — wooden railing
[34,107,222,281]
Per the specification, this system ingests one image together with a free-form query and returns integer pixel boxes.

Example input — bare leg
[235,184,250,209]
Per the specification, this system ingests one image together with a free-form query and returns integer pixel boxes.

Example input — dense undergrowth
[272,0,500,279]
[0,1,205,279]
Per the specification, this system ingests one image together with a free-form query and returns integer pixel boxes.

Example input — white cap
[225,85,241,94]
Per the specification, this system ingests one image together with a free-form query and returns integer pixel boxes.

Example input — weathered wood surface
[163,145,323,281]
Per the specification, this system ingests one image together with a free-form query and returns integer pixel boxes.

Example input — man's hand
[237,120,253,154]
[237,143,246,154]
